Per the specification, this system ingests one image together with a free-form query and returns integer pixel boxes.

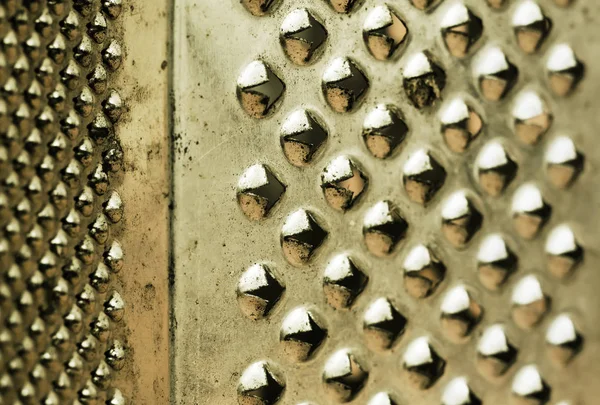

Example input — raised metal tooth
[104,89,124,122]
[512,90,552,145]
[47,33,67,64]
[545,136,583,189]
[241,0,278,16]
[60,10,80,40]
[441,191,482,248]
[475,140,517,196]
[103,0,123,19]
[363,5,408,61]
[280,307,327,362]
[48,83,67,111]
[88,64,109,93]
[363,297,407,351]
[104,290,125,321]
[362,104,408,159]
[236,263,285,320]
[403,52,446,109]
[440,285,483,342]
[280,8,327,65]
[545,224,582,279]
[105,240,124,272]
[90,311,111,342]
[105,339,126,370]
[511,274,549,329]
[88,12,108,43]
[322,349,369,402]
[511,365,550,405]
[281,209,327,266]
[238,361,286,405]
[74,0,94,17]
[323,254,368,309]
[441,377,481,405]
[104,190,124,223]
[368,392,397,405]
[106,388,126,405]
[473,46,518,101]
[326,0,359,14]
[363,200,408,257]
[477,234,517,290]
[90,262,111,293]
[322,57,369,113]
[512,1,551,54]
[237,60,285,118]
[237,164,286,221]
[546,44,584,96]
[280,109,328,167]
[103,40,123,70]
[321,156,367,211]
[402,149,446,205]
[477,324,517,378]
[440,3,483,58]
[403,244,445,298]
[545,313,582,366]
[402,336,446,390]
[74,35,94,68]
[511,183,551,239]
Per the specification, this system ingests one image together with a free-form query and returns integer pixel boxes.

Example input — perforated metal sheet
[172,0,600,404]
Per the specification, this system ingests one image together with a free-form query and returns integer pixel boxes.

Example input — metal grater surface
[172,0,600,404]
[0,0,129,403]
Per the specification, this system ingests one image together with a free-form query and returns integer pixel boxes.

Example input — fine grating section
[173,0,600,404]
[0,0,127,403]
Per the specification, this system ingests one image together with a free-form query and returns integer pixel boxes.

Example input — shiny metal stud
[403,52,446,109]
[511,183,551,239]
[545,136,583,189]
[363,297,407,351]
[473,46,518,101]
[475,141,517,196]
[440,3,483,58]
[363,200,408,257]
[363,5,408,61]
[403,149,446,205]
[477,234,517,290]
[322,57,369,113]
[403,244,445,299]
[477,324,517,378]
[545,224,582,279]
[441,191,482,248]
[323,254,368,309]
[512,1,551,54]
[442,377,481,405]
[321,156,367,211]
[238,361,285,405]
[512,90,552,145]
[439,97,483,153]
[362,104,408,159]
[322,349,368,402]
[511,365,550,405]
[545,313,582,366]
[280,9,327,65]
[237,264,285,320]
[440,285,483,342]
[511,275,549,329]
[280,109,328,167]
[546,44,584,97]
[237,61,285,118]
[402,336,445,390]
[281,209,327,266]
[237,164,286,221]
[280,307,326,362]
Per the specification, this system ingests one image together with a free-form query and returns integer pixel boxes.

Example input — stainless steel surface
[172,0,600,404]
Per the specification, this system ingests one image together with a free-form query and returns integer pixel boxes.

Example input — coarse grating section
[173,0,600,404]
[0,0,128,403]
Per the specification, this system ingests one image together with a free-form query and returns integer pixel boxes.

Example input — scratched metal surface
[172,0,600,404]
